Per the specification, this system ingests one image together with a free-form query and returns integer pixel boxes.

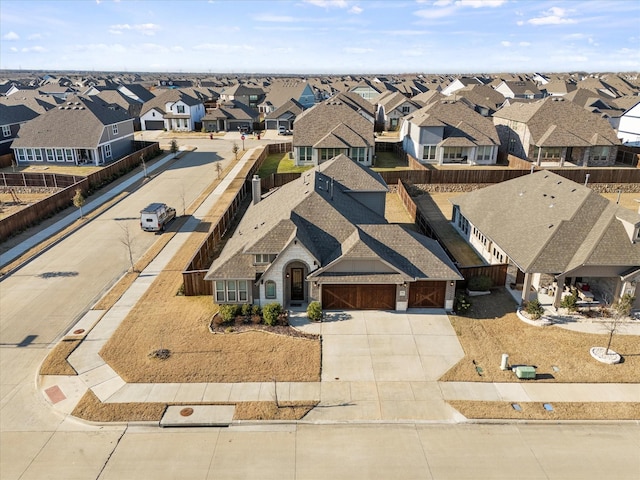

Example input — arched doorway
[284,261,309,306]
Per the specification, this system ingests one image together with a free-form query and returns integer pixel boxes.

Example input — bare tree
[73,189,85,218]
[119,223,137,273]
[232,142,239,161]
[140,153,148,178]
[215,162,223,180]
[179,184,187,216]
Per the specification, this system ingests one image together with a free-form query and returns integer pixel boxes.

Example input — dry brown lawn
[72,390,167,423]
[39,339,81,376]
[449,401,640,420]
[441,288,640,383]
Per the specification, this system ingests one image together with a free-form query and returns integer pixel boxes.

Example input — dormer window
[255,254,276,264]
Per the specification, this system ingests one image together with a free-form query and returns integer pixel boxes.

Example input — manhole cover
[73,329,85,334]
[180,407,194,417]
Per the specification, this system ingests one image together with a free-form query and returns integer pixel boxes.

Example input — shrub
[251,304,262,316]
[454,294,472,314]
[219,304,239,323]
[525,299,545,320]
[560,291,578,312]
[614,293,635,318]
[307,301,323,322]
[467,275,493,291]
[170,139,178,154]
[240,304,252,317]
[263,302,282,326]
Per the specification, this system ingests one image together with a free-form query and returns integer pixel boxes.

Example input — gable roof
[11,95,131,149]
[451,171,640,274]
[265,98,305,120]
[140,89,202,116]
[493,97,621,147]
[205,154,460,283]
[260,79,311,109]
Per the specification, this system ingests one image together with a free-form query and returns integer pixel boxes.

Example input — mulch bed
[210,313,319,340]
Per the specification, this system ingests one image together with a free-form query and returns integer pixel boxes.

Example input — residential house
[542,80,577,97]
[205,154,462,310]
[400,100,500,166]
[258,79,315,114]
[450,170,640,309]
[11,95,134,166]
[219,84,265,109]
[616,99,640,146]
[493,97,621,166]
[349,80,390,101]
[441,77,490,96]
[140,89,205,131]
[292,97,375,167]
[0,93,59,155]
[374,91,422,131]
[449,84,506,117]
[494,80,545,100]
[264,99,305,131]
[117,83,156,103]
[201,100,259,132]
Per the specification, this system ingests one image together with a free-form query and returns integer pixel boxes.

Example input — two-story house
[374,91,422,131]
[140,89,204,131]
[400,100,500,166]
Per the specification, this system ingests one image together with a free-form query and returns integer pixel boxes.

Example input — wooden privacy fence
[181,145,272,296]
[0,153,14,169]
[0,143,160,242]
[457,264,508,289]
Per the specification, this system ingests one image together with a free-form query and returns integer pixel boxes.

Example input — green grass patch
[372,151,410,171]
[258,152,312,177]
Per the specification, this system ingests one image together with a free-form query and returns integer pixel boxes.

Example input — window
[2,125,10,137]
[46,149,54,162]
[249,95,258,101]
[590,146,610,162]
[16,149,25,162]
[65,149,74,162]
[55,149,65,162]
[238,280,248,302]
[443,147,464,161]
[104,144,112,159]
[533,146,562,160]
[176,105,185,114]
[350,147,366,163]
[226,280,237,302]
[112,124,118,135]
[254,254,276,264]
[320,148,344,161]
[298,147,312,162]
[215,281,226,303]
[401,105,410,114]
[26,149,34,161]
[34,149,43,162]
[476,146,492,162]
[457,213,469,234]
[422,145,436,161]
[265,280,276,299]
[508,137,517,153]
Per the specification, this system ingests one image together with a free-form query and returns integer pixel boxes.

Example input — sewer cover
[180,408,194,417]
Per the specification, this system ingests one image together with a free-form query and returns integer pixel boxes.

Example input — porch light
[450,281,455,287]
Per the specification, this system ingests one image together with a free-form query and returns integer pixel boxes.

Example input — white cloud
[344,47,373,54]
[415,6,458,19]
[415,0,504,20]
[501,41,511,47]
[3,31,20,40]
[108,23,160,35]
[456,0,506,7]
[349,5,363,14]
[254,14,295,22]
[527,7,577,25]
[21,46,46,53]
[433,0,453,5]
[304,0,348,7]
[384,30,429,36]
[10,47,18,52]
[519,41,531,47]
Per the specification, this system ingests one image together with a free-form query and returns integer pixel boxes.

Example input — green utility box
[515,366,536,379]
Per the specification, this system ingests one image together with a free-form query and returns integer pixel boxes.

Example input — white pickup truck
[140,203,176,232]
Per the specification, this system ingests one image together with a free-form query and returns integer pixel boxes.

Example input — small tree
[118,223,137,273]
[140,153,148,178]
[232,142,239,160]
[73,189,85,218]
[215,162,223,179]
[307,301,323,322]
[170,139,178,154]
[525,299,545,320]
[560,289,579,312]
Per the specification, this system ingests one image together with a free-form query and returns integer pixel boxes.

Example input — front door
[291,268,304,301]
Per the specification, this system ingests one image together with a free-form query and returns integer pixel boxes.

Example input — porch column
[536,146,542,166]
[553,275,565,309]
[521,272,533,304]
[560,147,566,167]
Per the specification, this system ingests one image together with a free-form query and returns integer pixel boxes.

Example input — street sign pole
[241,134,245,150]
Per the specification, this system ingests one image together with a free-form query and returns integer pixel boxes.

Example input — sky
[1,0,639,74]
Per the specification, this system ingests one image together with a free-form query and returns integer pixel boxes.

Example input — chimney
[252,175,261,205]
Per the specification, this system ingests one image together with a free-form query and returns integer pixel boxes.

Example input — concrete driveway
[295,309,466,422]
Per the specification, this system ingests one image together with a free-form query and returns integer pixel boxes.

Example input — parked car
[140,203,176,232]
[278,126,292,135]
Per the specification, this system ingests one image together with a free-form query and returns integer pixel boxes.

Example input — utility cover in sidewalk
[161,405,235,427]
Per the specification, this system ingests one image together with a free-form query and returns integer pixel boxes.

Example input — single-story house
[493,97,621,166]
[264,99,305,131]
[11,95,134,166]
[450,171,640,309]
[205,154,462,311]
[201,100,260,133]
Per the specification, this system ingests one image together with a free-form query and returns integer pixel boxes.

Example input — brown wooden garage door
[322,284,396,310]
[408,281,446,308]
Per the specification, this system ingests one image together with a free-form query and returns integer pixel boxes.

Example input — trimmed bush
[263,302,282,326]
[251,304,262,316]
[525,299,545,320]
[454,294,472,314]
[219,304,239,323]
[307,301,323,322]
[468,275,493,291]
[560,291,578,312]
[240,304,252,317]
